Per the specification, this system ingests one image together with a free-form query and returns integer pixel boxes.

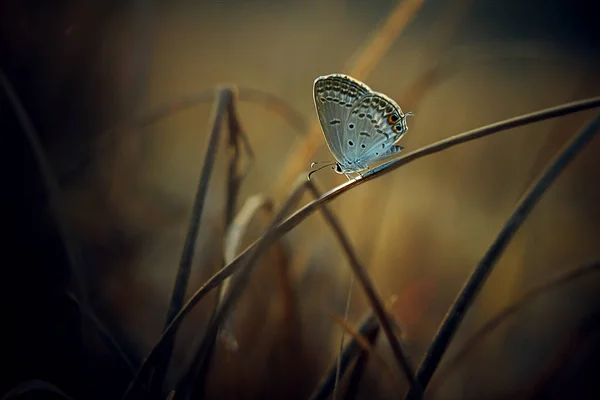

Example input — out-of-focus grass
[3,0,600,399]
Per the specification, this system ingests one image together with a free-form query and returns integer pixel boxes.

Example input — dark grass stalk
[176,89,254,399]
[428,260,600,395]
[0,69,135,375]
[309,314,380,400]
[151,88,233,394]
[121,98,600,399]
[344,323,381,400]
[405,112,600,399]
[304,181,420,395]
[1,380,74,400]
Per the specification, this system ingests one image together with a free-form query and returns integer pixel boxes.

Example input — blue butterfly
[311,74,412,180]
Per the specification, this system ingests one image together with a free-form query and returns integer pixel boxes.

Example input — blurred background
[1,0,600,399]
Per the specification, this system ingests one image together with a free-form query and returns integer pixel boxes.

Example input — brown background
[1,1,600,399]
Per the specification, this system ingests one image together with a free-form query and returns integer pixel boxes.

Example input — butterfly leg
[351,171,364,180]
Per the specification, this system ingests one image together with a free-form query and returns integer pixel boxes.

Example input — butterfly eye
[388,113,399,124]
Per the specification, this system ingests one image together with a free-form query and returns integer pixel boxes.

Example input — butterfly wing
[341,92,408,166]
[313,74,371,164]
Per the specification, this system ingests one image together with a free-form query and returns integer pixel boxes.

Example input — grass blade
[428,260,600,395]
[151,88,233,394]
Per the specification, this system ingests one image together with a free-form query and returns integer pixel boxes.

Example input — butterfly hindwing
[313,74,371,163]
[343,93,406,164]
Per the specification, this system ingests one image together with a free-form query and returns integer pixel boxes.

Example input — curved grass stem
[405,112,600,399]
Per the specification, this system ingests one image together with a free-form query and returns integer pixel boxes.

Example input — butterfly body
[313,74,410,178]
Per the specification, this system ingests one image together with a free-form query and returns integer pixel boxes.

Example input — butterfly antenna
[310,160,334,168]
[308,162,336,180]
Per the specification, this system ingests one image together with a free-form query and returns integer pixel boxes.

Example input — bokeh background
[2,0,600,399]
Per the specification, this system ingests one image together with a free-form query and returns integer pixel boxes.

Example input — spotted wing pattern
[340,93,407,167]
[313,74,370,164]
[313,74,409,173]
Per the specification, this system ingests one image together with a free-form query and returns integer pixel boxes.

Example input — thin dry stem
[150,88,233,394]
[344,323,381,400]
[328,312,399,391]
[309,314,380,400]
[162,87,232,326]
[304,181,419,394]
[311,299,401,400]
[406,112,600,399]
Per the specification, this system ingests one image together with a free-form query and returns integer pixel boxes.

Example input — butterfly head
[309,160,365,180]
[335,159,368,175]
[308,160,339,180]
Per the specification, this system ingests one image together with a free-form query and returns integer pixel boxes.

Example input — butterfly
[311,74,412,180]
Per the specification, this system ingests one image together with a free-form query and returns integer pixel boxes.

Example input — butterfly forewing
[313,74,371,164]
